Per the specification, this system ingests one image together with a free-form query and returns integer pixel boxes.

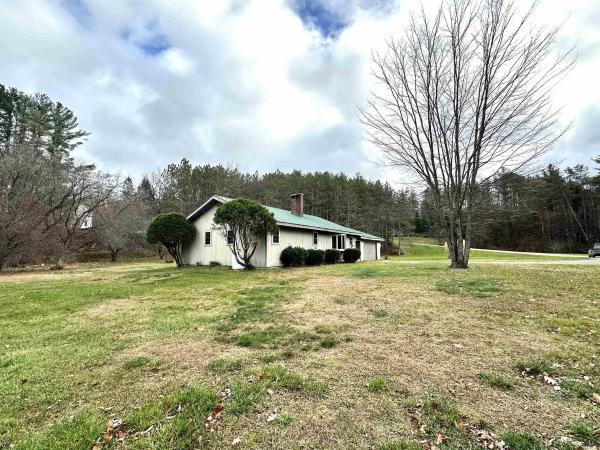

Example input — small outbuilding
[183,194,383,268]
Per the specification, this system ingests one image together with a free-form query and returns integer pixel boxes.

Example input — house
[183,194,383,268]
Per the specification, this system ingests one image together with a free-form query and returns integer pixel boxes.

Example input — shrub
[213,198,277,270]
[146,212,195,267]
[324,249,340,264]
[343,248,361,263]
[280,246,307,267]
[305,249,325,266]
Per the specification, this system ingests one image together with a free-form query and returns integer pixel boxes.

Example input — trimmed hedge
[343,248,361,263]
[324,249,341,264]
[280,246,307,267]
[305,249,325,266]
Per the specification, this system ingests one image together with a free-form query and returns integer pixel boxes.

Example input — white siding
[182,204,267,267]
[362,241,378,261]
[183,204,381,267]
[266,227,335,267]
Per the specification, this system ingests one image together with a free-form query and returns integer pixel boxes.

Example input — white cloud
[0,0,598,187]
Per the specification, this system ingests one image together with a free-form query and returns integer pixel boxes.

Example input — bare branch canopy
[361,0,574,268]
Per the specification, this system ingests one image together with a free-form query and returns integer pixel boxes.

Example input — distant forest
[136,160,419,251]
[139,156,600,254]
[469,164,600,253]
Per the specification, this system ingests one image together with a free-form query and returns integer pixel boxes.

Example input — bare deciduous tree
[94,201,149,262]
[44,164,119,269]
[361,0,574,268]
[0,144,48,269]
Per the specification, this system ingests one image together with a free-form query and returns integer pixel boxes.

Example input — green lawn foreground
[0,249,599,449]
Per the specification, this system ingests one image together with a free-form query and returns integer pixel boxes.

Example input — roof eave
[186,195,226,221]
[276,221,383,241]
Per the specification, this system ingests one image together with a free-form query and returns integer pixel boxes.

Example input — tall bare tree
[361,0,573,268]
[0,144,48,269]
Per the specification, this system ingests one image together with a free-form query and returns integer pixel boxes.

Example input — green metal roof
[207,195,383,241]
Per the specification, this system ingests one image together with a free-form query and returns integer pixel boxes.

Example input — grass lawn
[1,246,599,449]
[395,237,590,261]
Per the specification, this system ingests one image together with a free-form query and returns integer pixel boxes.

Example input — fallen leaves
[205,388,230,432]
[520,368,600,401]
[92,418,127,450]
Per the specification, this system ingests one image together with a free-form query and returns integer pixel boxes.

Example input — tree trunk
[447,218,469,269]
[54,254,65,270]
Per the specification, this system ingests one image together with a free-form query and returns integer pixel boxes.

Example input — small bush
[324,249,341,264]
[305,249,325,266]
[343,248,361,263]
[280,246,307,267]
[146,212,196,267]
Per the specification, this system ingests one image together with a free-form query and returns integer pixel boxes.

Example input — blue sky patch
[290,0,348,38]
[121,20,172,56]
[62,0,93,28]
[137,33,171,56]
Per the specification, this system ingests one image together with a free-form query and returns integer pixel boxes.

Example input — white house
[182,194,383,268]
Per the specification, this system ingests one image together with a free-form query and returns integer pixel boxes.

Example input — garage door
[362,242,377,260]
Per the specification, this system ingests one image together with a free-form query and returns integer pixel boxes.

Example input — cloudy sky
[1,0,599,184]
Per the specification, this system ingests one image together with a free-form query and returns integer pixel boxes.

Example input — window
[204,231,211,246]
[313,232,318,245]
[272,228,280,244]
[332,235,345,249]
[227,230,234,245]
[355,239,360,249]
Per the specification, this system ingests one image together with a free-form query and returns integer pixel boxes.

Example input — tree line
[2,79,596,270]
[143,159,419,251]
[0,83,131,269]
[0,83,418,269]
[471,163,600,253]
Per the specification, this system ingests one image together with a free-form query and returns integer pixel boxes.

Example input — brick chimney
[290,193,304,216]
